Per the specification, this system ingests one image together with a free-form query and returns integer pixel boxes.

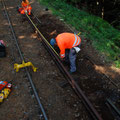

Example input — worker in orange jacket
[50,33,81,73]
[18,0,32,15]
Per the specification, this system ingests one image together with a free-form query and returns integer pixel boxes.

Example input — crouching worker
[50,33,81,73]
[18,0,32,15]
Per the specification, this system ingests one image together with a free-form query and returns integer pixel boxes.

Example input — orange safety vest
[19,0,32,15]
[56,33,81,58]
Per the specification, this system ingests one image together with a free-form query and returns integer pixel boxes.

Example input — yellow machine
[0,88,11,102]
[0,92,4,103]
[0,81,12,103]
[3,88,11,99]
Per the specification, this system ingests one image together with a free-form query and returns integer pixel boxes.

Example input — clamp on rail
[14,61,37,72]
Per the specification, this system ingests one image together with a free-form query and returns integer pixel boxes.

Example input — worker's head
[50,38,56,47]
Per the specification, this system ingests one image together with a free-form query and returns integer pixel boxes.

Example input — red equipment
[0,81,12,103]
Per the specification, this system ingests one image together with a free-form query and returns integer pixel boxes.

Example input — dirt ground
[0,0,120,120]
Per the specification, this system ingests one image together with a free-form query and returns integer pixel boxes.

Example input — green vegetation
[39,0,120,67]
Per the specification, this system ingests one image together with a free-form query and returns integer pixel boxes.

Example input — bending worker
[18,0,32,15]
[50,32,81,73]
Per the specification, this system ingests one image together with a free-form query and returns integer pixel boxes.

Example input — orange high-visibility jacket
[55,33,81,58]
[21,0,29,8]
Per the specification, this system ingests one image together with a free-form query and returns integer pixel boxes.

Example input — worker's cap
[50,38,56,47]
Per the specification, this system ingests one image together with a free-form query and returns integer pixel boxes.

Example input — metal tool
[14,61,37,72]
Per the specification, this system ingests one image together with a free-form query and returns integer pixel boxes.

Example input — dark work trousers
[65,48,76,73]
[65,43,81,73]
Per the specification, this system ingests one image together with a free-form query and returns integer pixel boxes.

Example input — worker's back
[56,33,81,49]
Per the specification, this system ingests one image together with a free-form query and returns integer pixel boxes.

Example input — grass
[39,0,120,68]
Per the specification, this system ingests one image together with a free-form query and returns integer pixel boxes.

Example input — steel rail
[26,13,103,120]
[106,99,120,117]
[1,1,48,120]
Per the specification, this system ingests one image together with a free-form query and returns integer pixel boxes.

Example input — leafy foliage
[65,0,120,29]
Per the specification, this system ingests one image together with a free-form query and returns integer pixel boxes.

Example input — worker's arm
[59,46,65,58]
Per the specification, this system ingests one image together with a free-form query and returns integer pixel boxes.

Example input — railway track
[1,0,120,119]
[1,0,48,119]
[25,9,103,120]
